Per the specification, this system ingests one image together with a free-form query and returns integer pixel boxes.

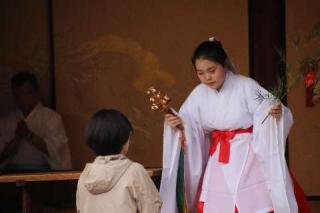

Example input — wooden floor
[44,201,320,213]
[2,201,320,212]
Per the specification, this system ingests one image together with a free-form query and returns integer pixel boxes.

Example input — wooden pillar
[248,0,286,95]
[248,0,288,161]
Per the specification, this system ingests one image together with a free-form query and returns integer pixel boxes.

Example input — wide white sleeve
[245,78,298,213]
[160,111,181,213]
[160,88,209,213]
[44,113,72,170]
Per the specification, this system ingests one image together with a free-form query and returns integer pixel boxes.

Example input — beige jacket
[76,154,161,213]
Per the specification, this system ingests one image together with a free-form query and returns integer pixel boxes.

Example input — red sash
[209,126,253,163]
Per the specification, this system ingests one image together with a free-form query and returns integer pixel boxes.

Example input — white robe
[0,102,72,170]
[160,71,298,213]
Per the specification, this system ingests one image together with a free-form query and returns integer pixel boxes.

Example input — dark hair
[191,40,228,67]
[11,71,39,90]
[85,109,133,156]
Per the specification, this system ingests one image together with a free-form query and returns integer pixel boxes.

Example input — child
[76,109,161,213]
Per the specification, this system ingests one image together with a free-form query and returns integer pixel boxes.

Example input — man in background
[0,71,72,171]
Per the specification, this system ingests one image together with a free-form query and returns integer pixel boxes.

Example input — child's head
[85,109,133,156]
[191,39,229,90]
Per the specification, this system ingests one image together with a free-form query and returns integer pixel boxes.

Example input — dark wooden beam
[248,0,288,161]
[47,0,56,110]
[248,0,286,102]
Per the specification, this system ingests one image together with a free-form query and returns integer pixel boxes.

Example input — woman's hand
[269,101,282,121]
[164,114,184,130]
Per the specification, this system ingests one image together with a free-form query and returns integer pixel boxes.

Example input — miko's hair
[192,39,228,67]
